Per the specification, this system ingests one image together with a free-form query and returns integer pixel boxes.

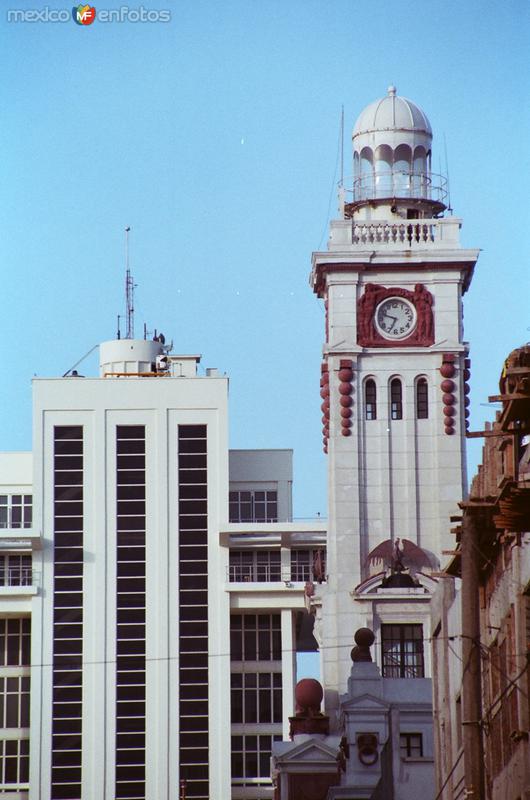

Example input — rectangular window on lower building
[231,733,283,785]
[0,738,29,785]
[0,495,32,530]
[0,555,33,587]
[230,614,281,662]
[381,624,424,678]
[400,732,423,758]
[229,491,278,523]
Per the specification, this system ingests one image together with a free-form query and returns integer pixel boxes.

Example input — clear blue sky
[1,0,529,517]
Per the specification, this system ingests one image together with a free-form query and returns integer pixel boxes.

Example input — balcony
[228,550,326,585]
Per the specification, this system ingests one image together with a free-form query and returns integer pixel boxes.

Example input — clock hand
[384,314,397,331]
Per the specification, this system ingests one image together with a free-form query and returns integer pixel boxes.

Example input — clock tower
[310,87,479,714]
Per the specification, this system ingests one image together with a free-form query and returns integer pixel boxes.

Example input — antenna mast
[340,104,344,187]
[443,133,452,214]
[125,226,135,339]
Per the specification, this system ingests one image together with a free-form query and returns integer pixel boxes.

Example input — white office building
[0,339,324,800]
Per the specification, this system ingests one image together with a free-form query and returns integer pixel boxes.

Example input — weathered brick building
[432,345,530,799]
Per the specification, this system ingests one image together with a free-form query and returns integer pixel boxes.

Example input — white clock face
[374,297,416,340]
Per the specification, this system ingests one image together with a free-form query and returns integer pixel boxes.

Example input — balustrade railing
[352,220,437,246]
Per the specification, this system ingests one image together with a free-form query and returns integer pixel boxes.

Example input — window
[230,615,281,662]
[381,624,424,678]
[400,732,423,758]
[0,739,29,785]
[0,555,32,587]
[416,378,428,419]
[290,549,326,582]
[365,380,377,420]
[230,615,283,792]
[230,672,282,724]
[229,491,277,523]
[390,379,403,420]
[0,619,30,670]
[228,551,281,582]
[0,676,30,727]
[0,496,32,529]
[231,733,283,785]
[0,619,31,791]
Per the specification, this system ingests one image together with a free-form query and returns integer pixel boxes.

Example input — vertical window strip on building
[0,619,31,791]
[178,425,209,799]
[115,426,146,800]
[52,425,84,799]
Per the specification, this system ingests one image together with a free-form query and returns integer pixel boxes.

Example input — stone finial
[350,627,375,663]
[289,679,329,738]
[295,678,323,715]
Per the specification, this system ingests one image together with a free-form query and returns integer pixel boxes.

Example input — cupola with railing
[341,86,448,222]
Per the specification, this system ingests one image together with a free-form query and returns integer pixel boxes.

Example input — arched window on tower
[359,147,373,200]
[365,380,377,420]
[416,378,429,419]
[413,146,428,197]
[390,379,403,420]
[393,144,412,196]
[374,144,392,197]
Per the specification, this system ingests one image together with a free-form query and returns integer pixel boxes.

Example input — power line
[12,634,529,671]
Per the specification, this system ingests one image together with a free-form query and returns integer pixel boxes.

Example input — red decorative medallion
[357,283,434,347]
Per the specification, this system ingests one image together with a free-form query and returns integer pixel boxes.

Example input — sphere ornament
[295,679,323,714]
[440,363,456,378]
[351,627,375,662]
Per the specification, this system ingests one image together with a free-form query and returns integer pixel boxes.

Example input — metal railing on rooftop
[348,170,448,205]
